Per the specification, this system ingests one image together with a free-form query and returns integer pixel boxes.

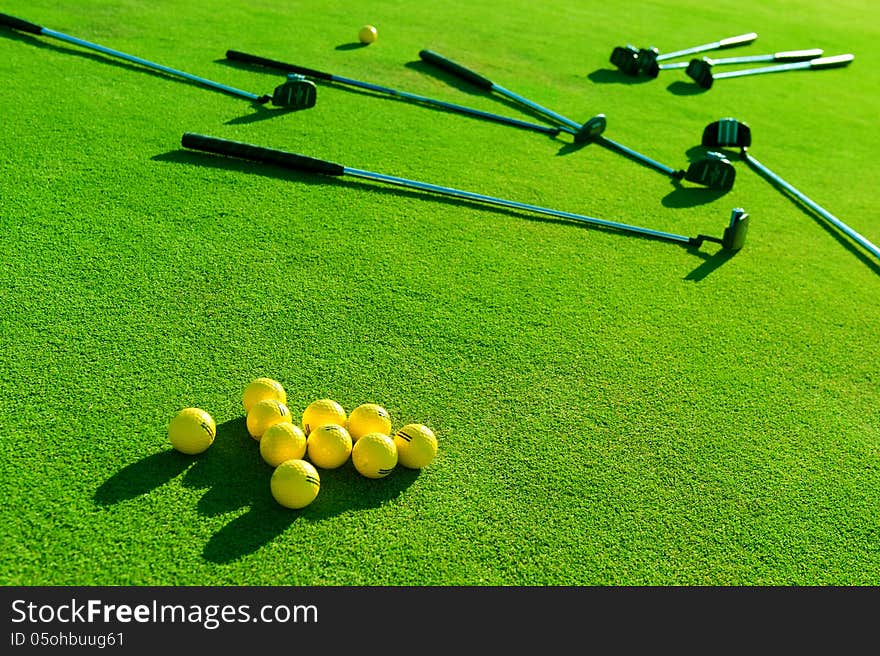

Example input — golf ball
[358,24,378,44]
[301,398,347,436]
[347,403,392,442]
[351,432,397,479]
[260,422,307,468]
[168,407,216,455]
[393,423,438,469]
[242,377,287,414]
[270,459,320,509]
[306,423,353,469]
[246,398,292,440]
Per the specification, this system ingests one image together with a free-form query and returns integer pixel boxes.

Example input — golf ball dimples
[347,403,392,442]
[358,25,378,44]
[302,398,347,436]
[306,423,353,469]
[393,423,438,469]
[242,377,286,414]
[168,407,216,455]
[260,422,307,468]
[352,432,398,479]
[270,459,320,509]
[247,398,292,440]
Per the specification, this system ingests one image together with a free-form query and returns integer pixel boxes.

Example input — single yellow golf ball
[393,423,438,469]
[347,403,392,442]
[351,432,398,479]
[301,398,347,436]
[358,24,378,44]
[168,407,216,455]
[246,398,292,440]
[306,423,353,469]
[242,377,287,414]
[260,422,307,468]
[270,459,320,509]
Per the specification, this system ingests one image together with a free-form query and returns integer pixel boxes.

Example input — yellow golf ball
[306,423,353,469]
[358,24,378,44]
[347,403,392,442]
[270,459,320,509]
[246,398,292,440]
[168,407,216,455]
[242,377,287,414]
[302,398,347,436]
[260,422,307,468]
[351,432,397,479]
[393,423,438,469]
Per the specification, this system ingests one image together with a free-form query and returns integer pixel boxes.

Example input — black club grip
[418,50,494,90]
[0,12,44,34]
[225,50,333,82]
[181,133,345,177]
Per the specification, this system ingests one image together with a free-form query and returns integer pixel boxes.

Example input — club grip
[225,50,333,81]
[774,48,823,61]
[0,12,43,34]
[181,133,345,177]
[418,50,494,90]
[810,54,854,68]
[718,32,758,48]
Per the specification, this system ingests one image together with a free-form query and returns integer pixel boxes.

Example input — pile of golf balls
[166,376,439,510]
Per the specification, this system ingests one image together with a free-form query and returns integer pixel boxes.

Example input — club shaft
[326,74,559,135]
[661,51,813,70]
[656,32,758,61]
[343,167,692,245]
[743,153,880,260]
[595,136,680,176]
[713,54,852,80]
[39,27,263,101]
[490,83,582,131]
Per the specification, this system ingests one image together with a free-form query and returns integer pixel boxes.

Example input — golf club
[611,32,757,77]
[701,118,879,261]
[688,53,854,89]
[180,132,749,252]
[0,12,315,108]
[659,48,823,71]
[224,49,560,136]
[418,49,735,190]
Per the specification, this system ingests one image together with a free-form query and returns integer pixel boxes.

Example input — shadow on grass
[586,68,656,85]
[667,80,707,95]
[336,42,368,51]
[95,416,420,564]
[0,28,271,109]
[684,247,740,281]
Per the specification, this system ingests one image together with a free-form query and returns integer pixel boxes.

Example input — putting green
[1,0,877,586]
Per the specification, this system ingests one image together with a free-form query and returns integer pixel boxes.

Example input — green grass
[1,0,878,586]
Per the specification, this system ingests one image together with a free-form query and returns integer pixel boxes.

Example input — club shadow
[667,80,707,95]
[94,450,195,506]
[586,68,655,85]
[662,183,731,208]
[155,148,718,256]
[0,28,271,107]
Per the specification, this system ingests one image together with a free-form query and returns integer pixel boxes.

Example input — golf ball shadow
[94,450,194,506]
[177,417,419,564]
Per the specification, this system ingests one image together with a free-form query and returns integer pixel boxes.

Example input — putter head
[271,74,318,109]
[684,151,736,190]
[722,207,749,251]
[610,45,640,75]
[702,118,752,149]
[573,114,607,144]
[636,47,660,74]
[685,59,714,88]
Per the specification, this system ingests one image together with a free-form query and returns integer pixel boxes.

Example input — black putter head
[684,151,736,190]
[610,45,640,75]
[271,75,318,109]
[573,114,607,144]
[685,59,714,88]
[722,207,749,251]
[702,118,752,149]
[636,47,662,77]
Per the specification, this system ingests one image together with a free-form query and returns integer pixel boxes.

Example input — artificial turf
[1,0,878,586]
